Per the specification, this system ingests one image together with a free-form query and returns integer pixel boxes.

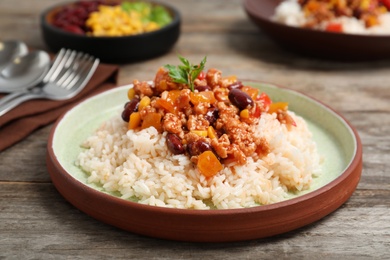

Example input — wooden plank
[0,183,389,258]
[1,0,389,258]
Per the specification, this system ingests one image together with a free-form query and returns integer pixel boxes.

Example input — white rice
[273,0,390,35]
[76,111,321,209]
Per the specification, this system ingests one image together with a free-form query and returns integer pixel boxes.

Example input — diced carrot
[365,16,379,27]
[360,0,370,10]
[305,2,320,12]
[222,75,237,86]
[128,112,141,130]
[141,112,162,132]
[155,98,177,114]
[190,91,216,105]
[241,86,259,100]
[226,75,237,82]
[197,151,223,177]
[378,6,388,13]
[268,102,288,114]
[167,90,181,103]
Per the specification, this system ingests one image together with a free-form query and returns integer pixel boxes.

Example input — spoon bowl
[0,40,28,70]
[0,49,99,116]
[0,50,51,93]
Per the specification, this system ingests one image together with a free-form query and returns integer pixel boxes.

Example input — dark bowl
[40,0,181,63]
[243,0,390,61]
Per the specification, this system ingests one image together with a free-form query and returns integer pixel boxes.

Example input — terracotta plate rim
[243,0,390,39]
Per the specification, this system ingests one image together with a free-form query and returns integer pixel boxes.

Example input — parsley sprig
[164,55,207,92]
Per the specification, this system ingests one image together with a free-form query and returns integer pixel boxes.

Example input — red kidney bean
[121,110,130,122]
[52,0,103,34]
[166,133,185,155]
[204,107,219,125]
[228,88,254,110]
[63,25,85,35]
[227,81,243,90]
[187,140,212,156]
[121,97,140,122]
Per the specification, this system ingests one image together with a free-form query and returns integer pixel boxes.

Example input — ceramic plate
[46,82,362,242]
[243,0,390,61]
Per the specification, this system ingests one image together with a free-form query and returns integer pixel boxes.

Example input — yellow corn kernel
[127,88,135,100]
[85,4,164,37]
[106,30,119,36]
[120,25,134,34]
[128,112,141,130]
[145,22,159,32]
[91,30,105,37]
[114,6,122,14]
[207,126,217,139]
[191,130,208,137]
[240,109,250,119]
[138,96,151,111]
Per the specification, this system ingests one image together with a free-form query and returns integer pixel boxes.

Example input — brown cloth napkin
[0,63,119,152]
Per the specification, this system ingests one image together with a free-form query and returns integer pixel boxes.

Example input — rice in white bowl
[273,0,390,35]
[76,110,321,209]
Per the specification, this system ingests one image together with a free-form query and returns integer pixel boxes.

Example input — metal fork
[0,49,99,116]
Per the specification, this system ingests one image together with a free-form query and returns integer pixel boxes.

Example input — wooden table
[1,0,389,258]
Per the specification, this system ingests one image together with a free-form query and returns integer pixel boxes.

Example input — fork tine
[66,56,99,94]
[52,50,79,83]
[63,50,77,69]
[56,51,84,87]
[63,54,95,90]
[42,48,66,83]
[46,49,74,83]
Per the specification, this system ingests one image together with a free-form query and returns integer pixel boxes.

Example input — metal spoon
[0,40,28,70]
[0,50,51,93]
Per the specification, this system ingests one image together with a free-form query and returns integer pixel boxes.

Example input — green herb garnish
[164,55,207,92]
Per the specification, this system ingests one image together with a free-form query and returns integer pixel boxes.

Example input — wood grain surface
[0,0,389,259]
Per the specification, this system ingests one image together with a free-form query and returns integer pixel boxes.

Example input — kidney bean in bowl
[40,0,181,63]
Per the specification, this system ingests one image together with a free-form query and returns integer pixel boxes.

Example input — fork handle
[0,91,26,106]
[0,92,40,117]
